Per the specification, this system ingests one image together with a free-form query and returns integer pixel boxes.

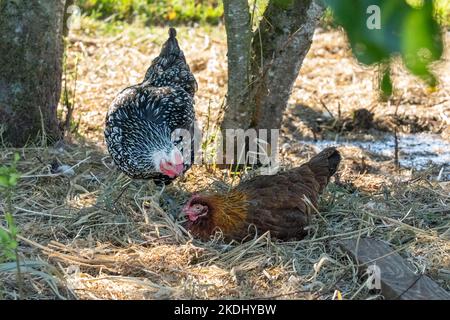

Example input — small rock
[352,108,374,130]
[51,161,75,177]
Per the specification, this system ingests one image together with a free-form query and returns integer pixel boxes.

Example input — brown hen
[182,147,341,241]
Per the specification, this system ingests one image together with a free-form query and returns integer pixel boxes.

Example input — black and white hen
[105,28,197,184]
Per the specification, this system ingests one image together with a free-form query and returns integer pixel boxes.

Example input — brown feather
[184,147,341,241]
[186,191,248,240]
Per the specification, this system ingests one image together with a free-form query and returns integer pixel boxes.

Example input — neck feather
[191,190,248,239]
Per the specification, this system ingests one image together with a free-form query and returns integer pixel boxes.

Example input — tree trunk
[0,0,66,147]
[221,0,324,131]
[251,0,324,130]
[222,0,252,129]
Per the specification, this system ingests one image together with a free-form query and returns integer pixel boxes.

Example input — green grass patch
[76,0,448,29]
[76,0,224,25]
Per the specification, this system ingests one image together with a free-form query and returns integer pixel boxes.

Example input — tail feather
[169,27,177,39]
[305,147,341,192]
[144,27,198,96]
[159,27,182,59]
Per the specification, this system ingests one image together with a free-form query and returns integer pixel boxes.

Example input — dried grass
[0,21,449,299]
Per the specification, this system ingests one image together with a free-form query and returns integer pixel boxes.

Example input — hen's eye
[173,136,183,144]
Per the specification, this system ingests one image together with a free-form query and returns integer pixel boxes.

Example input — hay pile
[0,20,449,299]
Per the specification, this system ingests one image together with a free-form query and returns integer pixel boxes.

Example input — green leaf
[380,65,393,98]
[8,173,19,187]
[401,0,443,85]
[3,250,16,261]
[6,213,15,227]
[273,0,294,9]
[0,230,10,243]
[7,240,17,251]
[324,0,443,93]
[0,176,9,188]
[14,153,20,163]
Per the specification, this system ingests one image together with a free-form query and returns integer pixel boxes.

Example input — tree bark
[222,0,252,129]
[221,0,324,132]
[0,0,66,146]
[250,0,324,130]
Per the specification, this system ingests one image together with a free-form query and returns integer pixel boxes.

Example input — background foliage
[77,0,224,25]
[324,0,446,95]
[76,0,449,27]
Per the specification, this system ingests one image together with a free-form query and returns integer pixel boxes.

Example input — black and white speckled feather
[144,28,197,96]
[105,28,197,184]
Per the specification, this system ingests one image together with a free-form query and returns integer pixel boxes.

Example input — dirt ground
[0,21,449,299]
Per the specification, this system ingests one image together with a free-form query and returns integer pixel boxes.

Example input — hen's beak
[185,209,207,222]
[160,148,184,178]
[160,162,184,177]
